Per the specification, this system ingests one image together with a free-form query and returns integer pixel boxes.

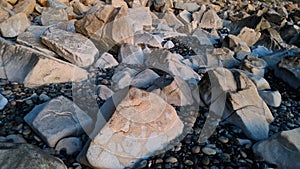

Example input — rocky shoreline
[0,0,300,168]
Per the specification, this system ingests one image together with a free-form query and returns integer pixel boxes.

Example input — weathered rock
[111,0,128,8]
[47,0,68,8]
[131,69,159,88]
[153,0,165,11]
[41,7,68,26]
[174,2,200,12]
[94,52,119,69]
[41,28,98,67]
[245,73,271,90]
[237,27,261,47]
[177,10,192,25]
[0,38,88,86]
[162,10,184,29]
[263,10,286,26]
[118,43,144,65]
[275,55,300,89]
[71,0,90,15]
[240,55,267,76]
[258,90,281,107]
[223,35,251,52]
[112,67,138,90]
[199,9,223,29]
[0,13,30,38]
[0,143,67,169]
[0,8,9,23]
[192,28,220,46]
[0,94,8,110]
[199,68,273,140]
[127,7,152,32]
[255,28,285,50]
[159,76,194,106]
[13,0,36,15]
[0,134,27,143]
[17,25,57,56]
[134,32,163,48]
[97,85,114,100]
[163,40,174,49]
[253,128,300,169]
[86,87,184,168]
[55,137,82,155]
[144,49,200,84]
[24,96,93,147]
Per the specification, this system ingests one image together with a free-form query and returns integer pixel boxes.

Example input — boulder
[127,7,152,32]
[94,52,119,69]
[118,43,144,65]
[275,55,300,89]
[134,32,163,48]
[0,143,67,169]
[144,49,200,84]
[13,0,36,15]
[0,13,30,38]
[258,90,282,107]
[255,28,285,50]
[199,9,223,29]
[24,96,93,147]
[174,2,200,12]
[17,25,57,56]
[41,28,98,67]
[177,10,192,25]
[97,85,114,100]
[0,38,88,86]
[223,35,251,52]
[131,69,159,88]
[237,27,261,47]
[162,10,184,29]
[112,67,138,90]
[253,128,300,169]
[240,55,267,77]
[41,7,68,26]
[86,87,184,168]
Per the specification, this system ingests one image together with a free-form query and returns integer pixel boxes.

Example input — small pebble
[202,147,217,155]
[165,156,178,163]
[202,157,210,165]
[184,159,194,166]
[192,145,201,154]
[218,136,229,144]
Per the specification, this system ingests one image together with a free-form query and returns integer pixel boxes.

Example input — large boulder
[0,143,67,169]
[0,38,88,86]
[253,128,300,169]
[41,28,98,67]
[0,13,30,38]
[86,87,184,168]
[24,96,93,147]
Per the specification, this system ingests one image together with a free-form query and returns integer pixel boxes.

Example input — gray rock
[112,67,138,90]
[0,13,30,38]
[86,87,184,168]
[47,0,68,8]
[94,52,119,69]
[0,143,67,169]
[16,25,57,57]
[39,93,51,102]
[0,38,88,87]
[246,73,271,90]
[192,28,220,46]
[55,137,82,155]
[97,85,114,100]
[134,32,163,48]
[177,10,192,25]
[259,90,281,107]
[118,43,144,65]
[0,94,8,110]
[162,10,184,29]
[275,55,300,89]
[174,2,200,12]
[144,49,200,84]
[5,134,27,143]
[240,55,267,77]
[41,7,68,26]
[41,28,98,67]
[24,96,93,147]
[253,128,300,169]
[127,7,152,32]
[223,35,251,52]
[202,147,217,155]
[255,28,285,50]
[131,69,159,88]
[199,9,223,29]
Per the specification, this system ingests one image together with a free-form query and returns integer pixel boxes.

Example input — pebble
[192,145,201,154]
[218,136,229,144]
[202,147,217,155]
[165,156,178,163]
[184,159,194,166]
[202,157,210,165]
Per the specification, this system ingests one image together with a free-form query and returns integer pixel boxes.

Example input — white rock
[112,67,138,90]
[41,28,98,67]
[174,2,200,12]
[87,87,184,168]
[163,41,175,49]
[24,96,93,147]
[118,43,144,65]
[258,90,281,107]
[94,52,119,69]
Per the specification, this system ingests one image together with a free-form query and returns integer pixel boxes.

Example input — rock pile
[0,0,299,168]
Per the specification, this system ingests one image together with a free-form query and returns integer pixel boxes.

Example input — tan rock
[0,8,9,23]
[71,0,90,15]
[237,27,261,47]
[163,10,184,29]
[112,0,128,8]
[5,0,18,5]
[87,87,184,168]
[41,28,98,67]
[13,0,36,15]
[41,7,68,26]
[0,13,30,38]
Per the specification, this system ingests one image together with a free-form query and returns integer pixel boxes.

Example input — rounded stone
[202,147,217,155]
